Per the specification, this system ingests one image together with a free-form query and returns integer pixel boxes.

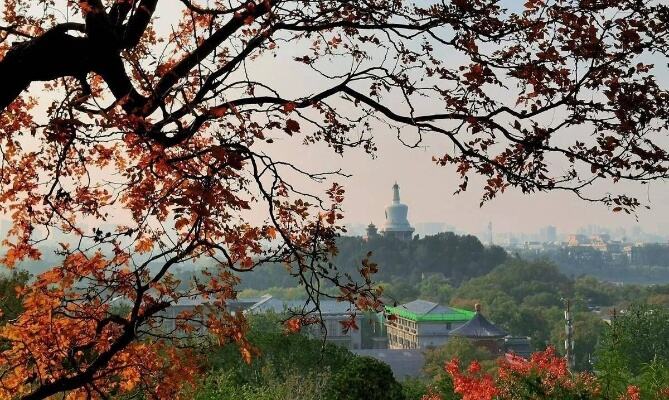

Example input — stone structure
[380,183,415,240]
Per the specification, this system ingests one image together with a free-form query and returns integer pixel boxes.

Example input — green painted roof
[384,302,475,322]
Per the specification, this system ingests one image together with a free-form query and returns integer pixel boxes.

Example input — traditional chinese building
[384,300,475,349]
[449,303,507,355]
[365,222,380,240]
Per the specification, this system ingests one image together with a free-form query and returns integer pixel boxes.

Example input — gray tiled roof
[170,296,260,308]
[352,349,425,380]
[246,296,356,315]
[449,312,507,338]
[400,299,458,315]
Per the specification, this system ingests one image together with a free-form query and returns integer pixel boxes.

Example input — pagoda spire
[392,182,400,203]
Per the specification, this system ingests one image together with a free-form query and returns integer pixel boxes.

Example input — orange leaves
[328,35,343,48]
[440,347,606,400]
[119,365,142,392]
[174,217,190,231]
[0,242,41,269]
[1,247,21,269]
[240,346,253,364]
[36,268,64,286]
[284,317,302,333]
[134,235,155,254]
[339,317,359,333]
[444,359,499,400]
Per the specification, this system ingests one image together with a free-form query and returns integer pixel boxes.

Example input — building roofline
[384,305,475,322]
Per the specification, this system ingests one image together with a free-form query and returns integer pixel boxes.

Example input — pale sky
[267,121,669,237]
[3,1,669,239]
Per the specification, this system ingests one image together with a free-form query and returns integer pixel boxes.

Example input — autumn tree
[1,0,669,398]
[425,347,669,400]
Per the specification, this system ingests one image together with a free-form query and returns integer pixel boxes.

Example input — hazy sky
[4,1,669,238]
[268,122,669,236]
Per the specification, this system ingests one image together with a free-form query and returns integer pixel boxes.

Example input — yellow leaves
[119,366,142,392]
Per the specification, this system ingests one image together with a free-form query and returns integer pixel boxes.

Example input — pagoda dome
[381,183,415,238]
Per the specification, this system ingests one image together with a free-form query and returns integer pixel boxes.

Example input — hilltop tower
[380,183,415,241]
[365,222,379,240]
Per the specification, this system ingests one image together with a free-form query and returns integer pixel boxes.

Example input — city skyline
[337,169,669,240]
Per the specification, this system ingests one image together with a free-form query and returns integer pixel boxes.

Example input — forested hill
[335,233,507,284]
[236,232,508,290]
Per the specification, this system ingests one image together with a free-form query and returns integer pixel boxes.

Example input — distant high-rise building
[415,222,446,236]
[487,222,493,245]
[379,183,415,241]
[540,225,557,243]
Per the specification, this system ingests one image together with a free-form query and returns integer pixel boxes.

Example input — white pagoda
[380,183,415,241]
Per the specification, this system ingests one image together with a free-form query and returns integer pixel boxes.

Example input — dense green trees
[189,314,405,400]
[596,305,669,377]
[225,233,508,291]
[518,246,669,284]
[326,357,404,400]
[336,233,508,285]
[0,270,29,323]
[452,260,569,349]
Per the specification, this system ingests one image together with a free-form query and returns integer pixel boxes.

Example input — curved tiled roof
[384,300,475,322]
[449,311,507,338]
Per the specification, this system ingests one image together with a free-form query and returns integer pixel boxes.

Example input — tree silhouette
[1,0,668,398]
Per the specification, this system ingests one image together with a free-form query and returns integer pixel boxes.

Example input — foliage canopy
[1,0,669,398]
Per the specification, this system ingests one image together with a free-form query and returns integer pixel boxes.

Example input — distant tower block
[488,222,493,245]
[380,183,415,241]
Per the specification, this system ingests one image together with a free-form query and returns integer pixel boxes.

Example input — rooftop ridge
[384,304,475,322]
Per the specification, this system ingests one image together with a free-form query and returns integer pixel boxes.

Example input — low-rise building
[246,296,363,350]
[384,300,474,349]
